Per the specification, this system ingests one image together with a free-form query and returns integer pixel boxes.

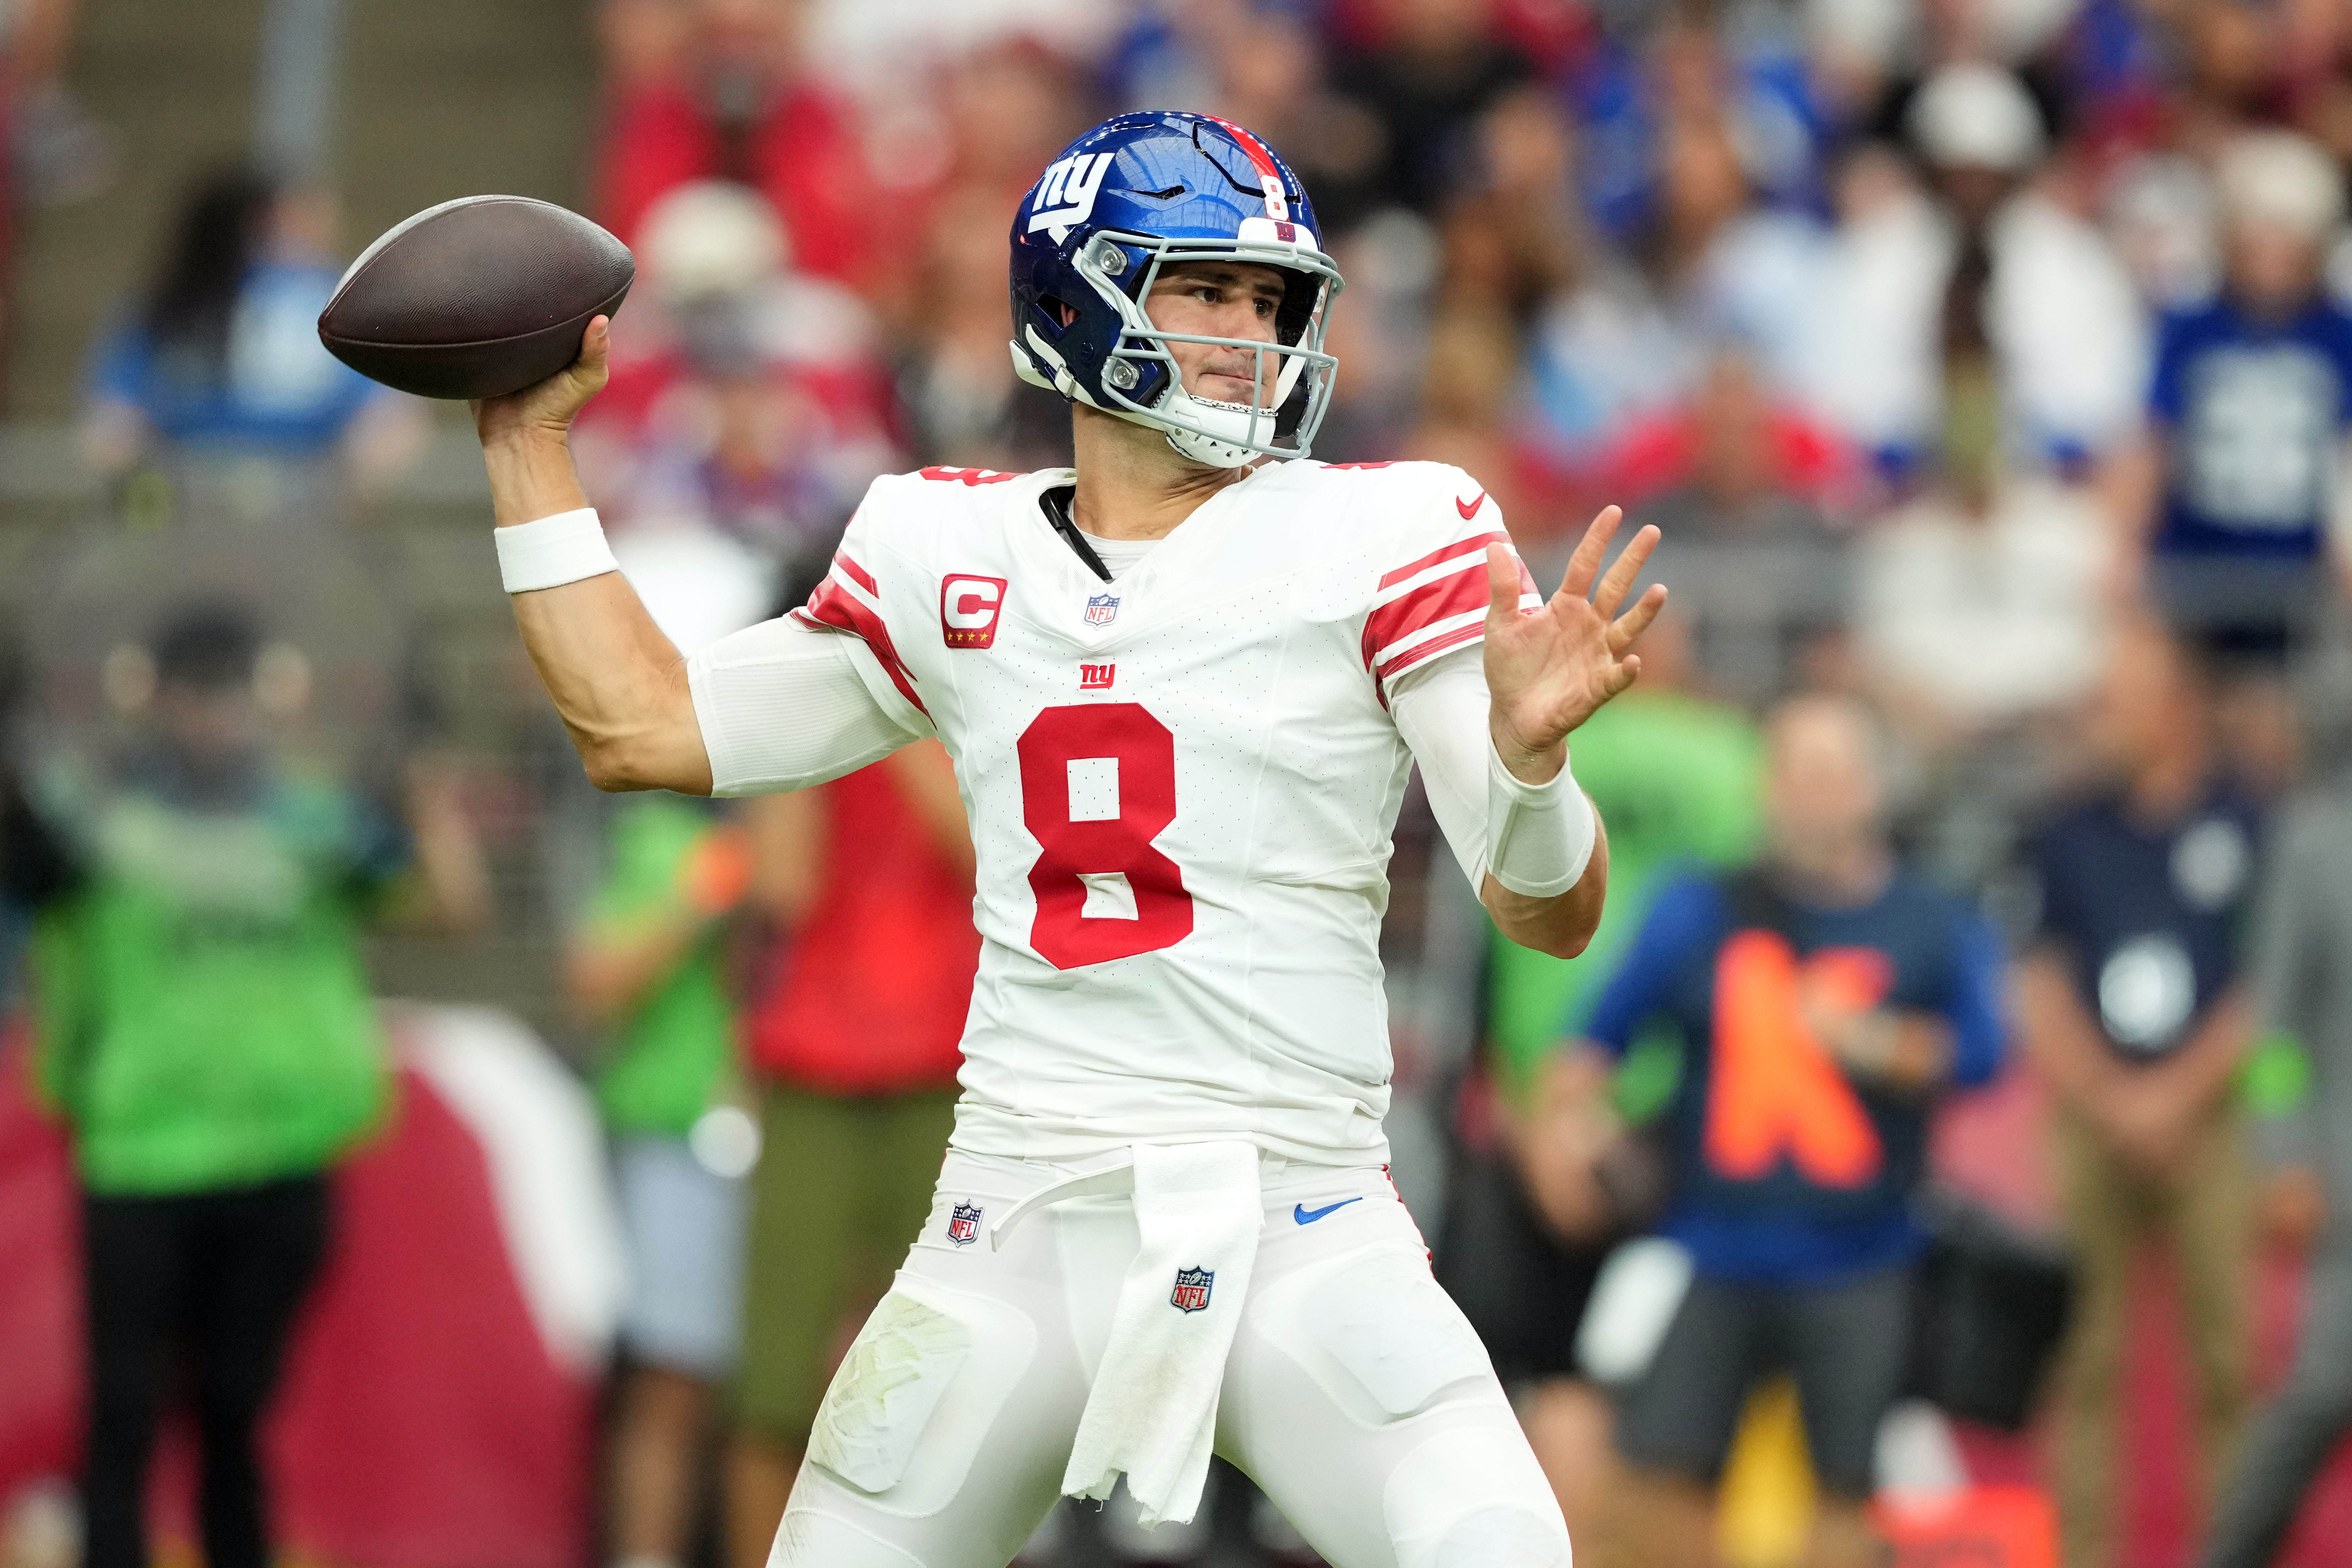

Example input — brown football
[317,195,633,400]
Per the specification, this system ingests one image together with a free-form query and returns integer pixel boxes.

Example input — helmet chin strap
[1151,348,1306,469]
[1166,429,1254,469]
[1158,390,1259,469]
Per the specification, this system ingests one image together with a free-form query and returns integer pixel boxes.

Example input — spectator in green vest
[571,792,756,1568]
[1437,611,1761,1540]
[6,601,487,1568]
[571,527,773,1568]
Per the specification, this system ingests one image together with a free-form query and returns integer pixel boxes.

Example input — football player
[474,112,1663,1568]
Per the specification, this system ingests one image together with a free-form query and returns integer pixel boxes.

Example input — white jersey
[689,458,1537,1164]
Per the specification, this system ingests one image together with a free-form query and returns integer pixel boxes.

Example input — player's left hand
[1483,505,1666,782]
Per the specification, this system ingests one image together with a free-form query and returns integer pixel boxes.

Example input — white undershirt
[1078,530,1161,579]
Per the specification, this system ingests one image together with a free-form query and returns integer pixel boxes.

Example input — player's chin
[1193,376,1277,409]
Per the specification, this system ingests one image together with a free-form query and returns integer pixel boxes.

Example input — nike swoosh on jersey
[1293,1197,1364,1225]
[1455,492,1486,519]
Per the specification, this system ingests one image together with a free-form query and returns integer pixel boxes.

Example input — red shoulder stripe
[833,550,878,597]
[917,466,1020,486]
[1375,620,1486,684]
[795,580,927,716]
[1361,566,1493,671]
[1378,531,1511,591]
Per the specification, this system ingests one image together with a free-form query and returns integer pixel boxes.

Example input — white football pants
[769,1148,1570,1568]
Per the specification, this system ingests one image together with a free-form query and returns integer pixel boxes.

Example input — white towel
[1061,1140,1262,1527]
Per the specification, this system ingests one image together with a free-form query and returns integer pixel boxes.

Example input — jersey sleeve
[1361,470,1538,702]
[1388,644,1491,888]
[687,619,929,796]
[686,501,933,796]
[790,504,930,721]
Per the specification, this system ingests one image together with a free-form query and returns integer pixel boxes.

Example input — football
[317,195,633,400]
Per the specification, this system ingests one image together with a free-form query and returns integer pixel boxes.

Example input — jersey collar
[998,462,1288,647]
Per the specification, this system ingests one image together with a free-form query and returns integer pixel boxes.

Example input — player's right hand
[471,315,612,449]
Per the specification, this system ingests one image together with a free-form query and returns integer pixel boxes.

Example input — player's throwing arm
[309,196,714,794]
[471,317,719,796]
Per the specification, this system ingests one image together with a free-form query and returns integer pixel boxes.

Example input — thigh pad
[805,1273,1037,1518]
[1254,1244,1495,1425]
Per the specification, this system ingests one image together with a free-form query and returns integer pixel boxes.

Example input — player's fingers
[558,317,613,407]
[578,315,612,372]
[1610,653,1643,695]
[1606,582,1669,655]
[1591,523,1660,618]
[1484,544,1522,628]
[1558,505,1621,600]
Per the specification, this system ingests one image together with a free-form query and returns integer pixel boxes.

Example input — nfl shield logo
[947,1202,982,1246]
[1170,1266,1214,1313]
[1085,592,1120,626]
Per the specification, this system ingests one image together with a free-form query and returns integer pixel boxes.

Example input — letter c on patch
[941,574,1008,649]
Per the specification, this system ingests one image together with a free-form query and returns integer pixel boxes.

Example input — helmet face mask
[1010,113,1345,469]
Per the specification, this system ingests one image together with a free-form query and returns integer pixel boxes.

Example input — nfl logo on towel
[1085,592,1120,626]
[1170,1266,1214,1313]
[947,1202,982,1246]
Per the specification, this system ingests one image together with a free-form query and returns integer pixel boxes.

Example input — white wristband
[1487,739,1598,898]
[495,507,619,593]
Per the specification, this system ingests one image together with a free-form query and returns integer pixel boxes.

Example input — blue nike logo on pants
[1293,1197,1363,1225]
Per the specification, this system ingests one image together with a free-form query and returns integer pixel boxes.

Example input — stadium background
[4,0,2352,1566]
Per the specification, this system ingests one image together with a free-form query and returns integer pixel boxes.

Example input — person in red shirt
[594,0,884,293]
[723,738,976,1568]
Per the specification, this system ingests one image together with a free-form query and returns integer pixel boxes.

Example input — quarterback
[476,113,1662,1568]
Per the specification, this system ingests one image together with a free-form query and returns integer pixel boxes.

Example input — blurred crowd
[1,0,112,388]
[16,0,2352,1565]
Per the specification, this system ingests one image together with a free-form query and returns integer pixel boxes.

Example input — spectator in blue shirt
[80,168,420,484]
[2015,618,2261,1568]
[2115,131,2352,661]
[1524,693,2005,1568]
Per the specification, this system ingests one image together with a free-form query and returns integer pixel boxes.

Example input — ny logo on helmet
[1028,152,1115,244]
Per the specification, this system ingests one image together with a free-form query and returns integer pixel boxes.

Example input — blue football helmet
[1010,111,1343,468]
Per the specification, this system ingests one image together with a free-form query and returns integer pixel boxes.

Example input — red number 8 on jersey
[1017,703,1194,969]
